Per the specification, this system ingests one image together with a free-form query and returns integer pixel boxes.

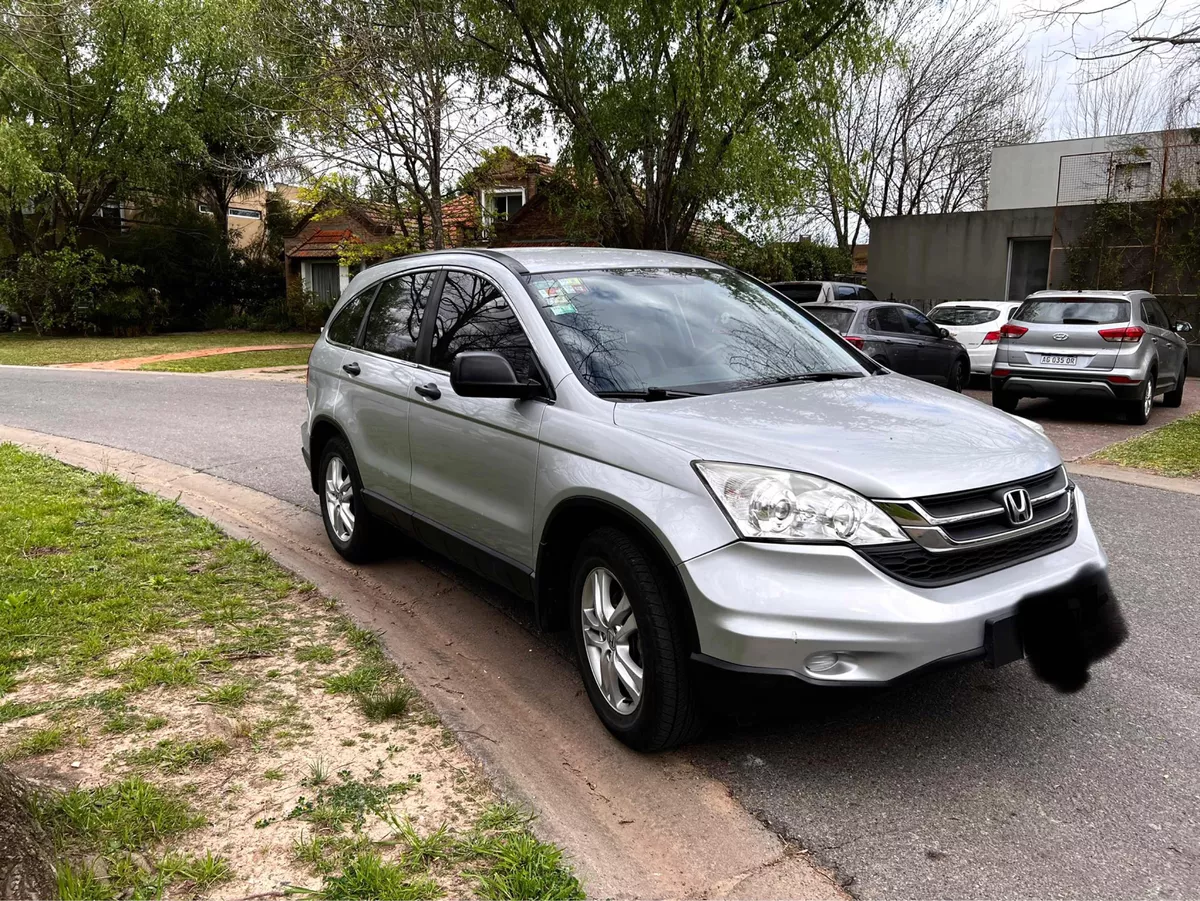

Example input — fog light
[805,652,841,673]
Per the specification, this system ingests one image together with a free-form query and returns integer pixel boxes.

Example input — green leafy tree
[464,0,872,250]
[0,0,283,255]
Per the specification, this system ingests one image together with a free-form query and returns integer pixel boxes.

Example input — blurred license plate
[1041,354,1077,366]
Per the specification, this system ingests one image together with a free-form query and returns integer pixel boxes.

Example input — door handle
[415,382,441,400]
[342,362,361,376]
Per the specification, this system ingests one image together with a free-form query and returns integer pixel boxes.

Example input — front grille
[916,466,1066,519]
[860,509,1077,587]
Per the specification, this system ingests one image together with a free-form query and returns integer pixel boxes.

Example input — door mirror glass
[1175,320,1194,334]
[938,327,951,339]
[450,351,534,399]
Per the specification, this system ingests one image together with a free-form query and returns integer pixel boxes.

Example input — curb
[1067,461,1200,497]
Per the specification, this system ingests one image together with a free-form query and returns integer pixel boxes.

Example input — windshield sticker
[548,302,577,315]
[532,277,588,303]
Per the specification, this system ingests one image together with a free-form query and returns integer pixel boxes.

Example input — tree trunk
[0,765,57,900]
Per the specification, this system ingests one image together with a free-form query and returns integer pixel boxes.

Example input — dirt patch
[51,344,312,371]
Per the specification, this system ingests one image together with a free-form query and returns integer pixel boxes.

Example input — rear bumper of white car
[966,344,998,374]
[679,486,1107,685]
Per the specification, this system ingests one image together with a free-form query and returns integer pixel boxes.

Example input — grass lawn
[1091,411,1200,478]
[140,347,312,373]
[0,445,582,901]
[0,330,315,367]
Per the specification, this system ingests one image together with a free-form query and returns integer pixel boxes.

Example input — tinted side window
[900,307,939,338]
[361,272,435,361]
[836,285,857,299]
[429,271,533,379]
[857,287,878,301]
[1143,299,1169,329]
[871,306,908,334]
[326,290,373,346]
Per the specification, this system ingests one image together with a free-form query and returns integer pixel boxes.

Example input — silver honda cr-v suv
[303,248,1115,750]
[991,289,1192,424]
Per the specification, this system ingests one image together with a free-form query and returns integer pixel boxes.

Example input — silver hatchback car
[303,248,1114,750]
[991,290,1192,424]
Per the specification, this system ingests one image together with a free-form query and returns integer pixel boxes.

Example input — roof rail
[369,246,530,278]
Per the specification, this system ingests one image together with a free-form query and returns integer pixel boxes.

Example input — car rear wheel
[319,437,381,563]
[1125,373,1154,425]
[992,389,1019,413]
[1162,361,1187,408]
[569,527,703,751]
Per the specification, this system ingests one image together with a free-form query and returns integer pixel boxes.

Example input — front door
[408,268,547,573]
[338,270,439,509]
[900,306,958,384]
[1142,298,1181,386]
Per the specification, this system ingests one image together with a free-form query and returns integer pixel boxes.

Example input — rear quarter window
[1014,299,1129,325]
[930,306,999,326]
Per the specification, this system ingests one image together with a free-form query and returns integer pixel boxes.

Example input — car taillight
[1098,326,1145,343]
[1107,375,1137,384]
[999,324,1027,339]
[982,331,1001,345]
[993,368,1011,377]
[844,335,865,349]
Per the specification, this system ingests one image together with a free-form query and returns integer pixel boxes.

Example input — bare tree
[805,0,1046,253]
[1061,57,1163,138]
[267,0,504,249]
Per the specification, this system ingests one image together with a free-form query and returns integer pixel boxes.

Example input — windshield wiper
[733,371,865,391]
[594,387,705,401]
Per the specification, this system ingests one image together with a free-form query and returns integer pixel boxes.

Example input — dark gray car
[807,301,972,391]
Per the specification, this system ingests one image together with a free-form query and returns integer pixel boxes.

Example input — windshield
[930,306,999,326]
[529,268,867,395]
[1015,298,1129,324]
[808,306,855,333]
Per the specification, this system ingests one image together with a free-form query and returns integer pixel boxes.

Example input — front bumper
[679,487,1107,685]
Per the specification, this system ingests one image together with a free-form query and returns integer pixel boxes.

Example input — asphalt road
[4,365,1198,899]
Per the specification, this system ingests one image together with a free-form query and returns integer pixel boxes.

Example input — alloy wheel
[324,456,355,543]
[1143,377,1154,420]
[580,567,643,714]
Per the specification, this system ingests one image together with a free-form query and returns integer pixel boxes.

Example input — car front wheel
[569,527,703,751]
[992,389,1019,413]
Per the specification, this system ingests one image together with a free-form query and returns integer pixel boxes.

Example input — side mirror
[938,327,951,339]
[1174,321,1193,334]
[450,351,536,399]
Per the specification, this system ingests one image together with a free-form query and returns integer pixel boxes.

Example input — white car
[929,301,1022,375]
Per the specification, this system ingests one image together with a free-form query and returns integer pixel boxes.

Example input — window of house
[1113,160,1152,197]
[360,272,436,362]
[198,203,212,215]
[428,271,533,378]
[1006,238,1051,301]
[308,262,342,304]
[229,207,262,219]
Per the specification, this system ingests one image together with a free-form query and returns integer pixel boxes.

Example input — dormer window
[480,188,525,234]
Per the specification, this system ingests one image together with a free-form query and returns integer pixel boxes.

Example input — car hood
[613,374,1061,499]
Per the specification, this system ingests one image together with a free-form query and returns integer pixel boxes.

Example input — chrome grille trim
[873,467,1074,554]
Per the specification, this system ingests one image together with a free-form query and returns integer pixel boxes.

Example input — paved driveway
[965,377,1200,460]
[3,366,1199,898]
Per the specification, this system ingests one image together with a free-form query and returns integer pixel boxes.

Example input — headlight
[694,462,909,545]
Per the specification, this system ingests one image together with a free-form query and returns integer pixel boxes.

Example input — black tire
[1162,360,1187,408]
[1125,373,1155,425]
[568,527,703,751]
[948,358,969,393]
[992,389,1019,413]
[318,436,381,563]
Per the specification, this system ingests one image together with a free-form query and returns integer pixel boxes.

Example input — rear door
[1142,297,1181,381]
[338,269,439,507]
[1006,296,1131,373]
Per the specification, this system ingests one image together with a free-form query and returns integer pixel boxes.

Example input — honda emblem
[1002,488,1033,525]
